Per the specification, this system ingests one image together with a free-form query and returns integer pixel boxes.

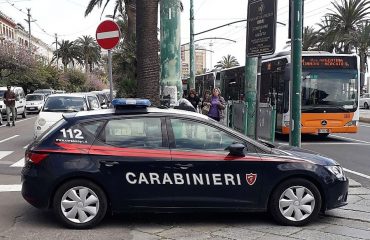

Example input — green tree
[60,69,87,92]
[326,0,370,53]
[76,35,101,73]
[302,26,319,51]
[214,55,240,69]
[53,40,82,72]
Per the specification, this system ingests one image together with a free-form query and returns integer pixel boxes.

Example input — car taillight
[25,152,49,164]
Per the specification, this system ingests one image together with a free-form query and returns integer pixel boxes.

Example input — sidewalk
[360,109,370,123]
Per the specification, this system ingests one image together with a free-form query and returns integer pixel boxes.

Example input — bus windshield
[301,69,358,112]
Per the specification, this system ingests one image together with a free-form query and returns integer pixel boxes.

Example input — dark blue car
[22,99,348,229]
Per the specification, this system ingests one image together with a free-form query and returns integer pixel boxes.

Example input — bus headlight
[345,120,358,126]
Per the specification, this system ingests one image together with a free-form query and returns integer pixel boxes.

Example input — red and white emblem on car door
[246,173,257,186]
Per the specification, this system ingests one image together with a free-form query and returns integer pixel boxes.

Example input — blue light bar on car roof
[111,98,151,108]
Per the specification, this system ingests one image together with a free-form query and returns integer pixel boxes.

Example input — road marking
[10,158,24,168]
[0,135,19,143]
[23,144,29,149]
[0,151,13,160]
[331,135,370,144]
[302,142,370,146]
[360,124,370,128]
[0,184,21,192]
[0,116,37,128]
[344,168,370,180]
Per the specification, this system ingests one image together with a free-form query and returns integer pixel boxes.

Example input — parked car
[34,93,100,138]
[360,93,370,109]
[55,90,66,94]
[33,89,55,97]
[91,91,110,108]
[0,86,27,120]
[23,98,348,229]
[26,94,46,113]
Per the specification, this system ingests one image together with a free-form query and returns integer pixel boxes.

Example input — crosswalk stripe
[0,151,13,160]
[0,184,21,192]
[10,158,24,168]
[0,135,19,143]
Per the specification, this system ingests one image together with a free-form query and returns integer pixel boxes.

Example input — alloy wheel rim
[278,186,315,222]
[61,186,99,224]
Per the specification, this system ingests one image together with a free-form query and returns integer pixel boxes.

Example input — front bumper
[325,177,349,210]
[26,105,42,112]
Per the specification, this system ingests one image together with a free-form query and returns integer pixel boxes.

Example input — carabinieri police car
[22,99,348,229]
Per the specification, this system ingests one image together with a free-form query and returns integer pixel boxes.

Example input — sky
[0,0,334,69]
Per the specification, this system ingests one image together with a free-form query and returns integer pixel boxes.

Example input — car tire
[53,179,108,229]
[365,102,369,109]
[14,108,17,121]
[269,178,322,226]
[22,107,27,118]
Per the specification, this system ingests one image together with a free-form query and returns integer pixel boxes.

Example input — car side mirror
[226,143,245,157]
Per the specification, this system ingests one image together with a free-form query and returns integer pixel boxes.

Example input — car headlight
[38,118,46,126]
[325,165,345,179]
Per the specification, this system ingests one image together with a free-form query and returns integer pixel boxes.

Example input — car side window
[81,121,105,136]
[170,118,242,152]
[102,118,163,149]
[88,96,100,110]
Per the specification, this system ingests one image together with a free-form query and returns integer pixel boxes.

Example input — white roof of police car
[73,107,209,120]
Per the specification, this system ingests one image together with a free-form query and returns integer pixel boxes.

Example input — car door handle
[100,160,119,167]
[175,163,193,169]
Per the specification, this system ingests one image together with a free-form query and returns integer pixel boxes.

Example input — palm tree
[326,0,370,53]
[302,26,319,51]
[76,36,101,73]
[214,55,240,69]
[53,40,82,72]
[316,16,339,53]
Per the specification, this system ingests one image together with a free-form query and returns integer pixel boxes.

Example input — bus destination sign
[246,0,277,57]
[302,56,357,69]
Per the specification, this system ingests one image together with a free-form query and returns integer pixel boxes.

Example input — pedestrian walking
[3,85,16,127]
[202,88,226,122]
[187,89,200,110]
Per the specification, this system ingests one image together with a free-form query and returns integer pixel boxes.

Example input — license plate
[29,107,36,110]
[318,129,329,133]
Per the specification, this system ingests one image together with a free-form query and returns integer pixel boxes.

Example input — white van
[0,86,27,120]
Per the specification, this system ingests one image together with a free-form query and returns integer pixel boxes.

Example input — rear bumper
[21,166,52,209]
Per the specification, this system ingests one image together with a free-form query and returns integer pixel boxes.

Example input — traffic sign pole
[96,20,121,103]
[108,50,113,102]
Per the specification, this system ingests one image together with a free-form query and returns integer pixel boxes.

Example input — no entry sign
[96,20,120,50]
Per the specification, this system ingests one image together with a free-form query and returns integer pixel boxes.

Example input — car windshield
[34,90,52,95]
[43,96,87,112]
[26,95,43,101]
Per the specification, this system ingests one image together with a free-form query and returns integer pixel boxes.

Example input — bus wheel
[318,133,329,138]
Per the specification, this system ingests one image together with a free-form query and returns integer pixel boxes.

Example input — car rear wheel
[365,102,369,109]
[53,179,107,229]
[269,178,321,226]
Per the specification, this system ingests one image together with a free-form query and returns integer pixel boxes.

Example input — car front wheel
[269,178,321,226]
[22,107,27,118]
[53,179,108,229]
[365,102,369,109]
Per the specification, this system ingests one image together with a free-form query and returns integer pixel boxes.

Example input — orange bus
[221,51,360,137]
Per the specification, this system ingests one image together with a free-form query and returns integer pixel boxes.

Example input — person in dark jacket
[187,89,200,110]
[3,85,16,127]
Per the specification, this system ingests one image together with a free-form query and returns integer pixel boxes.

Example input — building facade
[0,10,53,63]
[181,44,207,79]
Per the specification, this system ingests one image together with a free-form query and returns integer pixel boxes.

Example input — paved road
[1,113,370,239]
[275,110,370,188]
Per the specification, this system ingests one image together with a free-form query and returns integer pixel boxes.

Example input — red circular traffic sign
[96,20,121,50]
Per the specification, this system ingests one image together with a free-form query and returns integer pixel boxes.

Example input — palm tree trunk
[85,56,89,73]
[136,0,160,105]
[126,0,137,40]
